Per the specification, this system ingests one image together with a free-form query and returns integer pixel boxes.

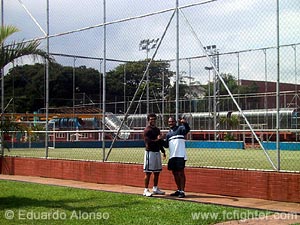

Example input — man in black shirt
[143,113,166,197]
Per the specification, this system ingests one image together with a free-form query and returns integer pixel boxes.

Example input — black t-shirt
[143,125,161,152]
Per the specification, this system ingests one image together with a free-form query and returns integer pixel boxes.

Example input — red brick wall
[1,157,299,203]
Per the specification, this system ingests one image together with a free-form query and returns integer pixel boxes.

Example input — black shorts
[167,157,186,171]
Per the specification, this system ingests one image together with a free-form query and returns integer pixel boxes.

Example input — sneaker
[143,189,152,197]
[170,190,181,196]
[152,187,165,195]
[178,191,185,198]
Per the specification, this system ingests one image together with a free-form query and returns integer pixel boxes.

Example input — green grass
[0,180,272,225]
[4,147,300,171]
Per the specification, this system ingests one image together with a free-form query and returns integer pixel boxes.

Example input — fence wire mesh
[2,0,300,172]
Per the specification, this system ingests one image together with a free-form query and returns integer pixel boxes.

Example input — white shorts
[143,151,162,173]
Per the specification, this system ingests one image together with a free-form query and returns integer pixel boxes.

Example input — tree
[1,25,53,111]
[220,114,240,141]
[5,63,101,112]
[204,73,260,111]
[0,25,53,153]
[0,25,52,69]
[106,60,173,113]
[239,82,259,109]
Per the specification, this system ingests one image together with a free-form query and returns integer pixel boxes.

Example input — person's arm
[162,134,169,148]
[179,118,190,135]
[159,145,166,159]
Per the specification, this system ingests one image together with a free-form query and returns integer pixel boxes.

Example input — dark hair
[147,113,157,121]
[168,116,176,122]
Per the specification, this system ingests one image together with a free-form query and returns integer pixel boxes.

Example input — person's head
[147,113,157,127]
[168,116,176,128]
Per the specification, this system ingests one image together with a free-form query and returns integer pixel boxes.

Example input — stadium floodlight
[139,38,159,114]
[139,38,160,59]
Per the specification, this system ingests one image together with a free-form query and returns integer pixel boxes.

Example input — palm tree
[0,25,53,154]
[0,25,52,69]
[220,115,240,141]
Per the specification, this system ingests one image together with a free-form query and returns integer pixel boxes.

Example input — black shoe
[178,191,185,198]
[170,190,180,196]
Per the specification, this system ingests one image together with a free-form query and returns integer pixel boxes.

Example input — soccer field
[4,147,300,172]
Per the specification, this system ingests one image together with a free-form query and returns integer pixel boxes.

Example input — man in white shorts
[143,113,166,197]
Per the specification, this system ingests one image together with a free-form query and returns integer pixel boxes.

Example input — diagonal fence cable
[179,9,277,170]
[127,82,147,128]
[104,9,176,161]
[17,0,217,43]
[17,0,47,36]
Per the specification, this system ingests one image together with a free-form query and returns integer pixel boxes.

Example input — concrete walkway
[1,174,300,224]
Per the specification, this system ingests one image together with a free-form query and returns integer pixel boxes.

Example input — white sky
[3,0,300,84]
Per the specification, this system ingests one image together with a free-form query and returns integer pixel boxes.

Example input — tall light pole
[73,57,76,125]
[205,67,213,113]
[181,72,194,113]
[161,71,165,125]
[204,45,219,140]
[188,59,192,113]
[123,64,126,114]
[99,59,103,112]
[139,38,159,114]
[237,52,241,106]
[205,66,213,139]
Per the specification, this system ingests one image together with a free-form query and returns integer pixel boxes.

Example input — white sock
[153,186,157,190]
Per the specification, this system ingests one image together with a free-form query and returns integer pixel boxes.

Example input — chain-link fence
[2,0,300,171]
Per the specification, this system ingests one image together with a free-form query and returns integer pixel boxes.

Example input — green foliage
[224,133,235,141]
[106,60,174,113]
[5,60,175,114]
[4,63,101,112]
[0,25,53,70]
[5,64,47,112]
[220,115,240,129]
[0,25,54,152]
[0,116,29,151]
[219,73,239,95]
[204,73,260,111]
